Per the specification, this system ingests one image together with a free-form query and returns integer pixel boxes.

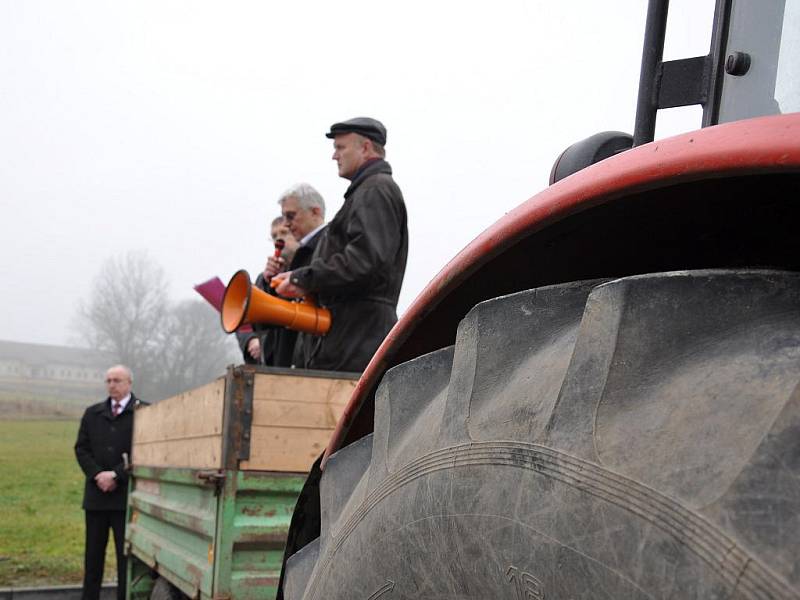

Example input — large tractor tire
[285,270,800,599]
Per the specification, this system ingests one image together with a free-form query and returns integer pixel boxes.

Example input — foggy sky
[0,1,714,347]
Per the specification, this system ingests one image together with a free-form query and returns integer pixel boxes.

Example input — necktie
[112,401,122,417]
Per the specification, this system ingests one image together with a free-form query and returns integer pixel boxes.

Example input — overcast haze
[1,1,714,347]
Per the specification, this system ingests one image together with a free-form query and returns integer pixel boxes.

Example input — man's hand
[246,337,262,361]
[263,256,285,280]
[94,471,117,493]
[272,271,307,298]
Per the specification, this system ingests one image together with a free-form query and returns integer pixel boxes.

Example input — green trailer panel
[217,472,304,599]
[126,466,303,599]
[127,466,218,598]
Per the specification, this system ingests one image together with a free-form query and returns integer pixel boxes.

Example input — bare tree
[75,252,168,399]
[154,299,239,398]
[75,252,239,401]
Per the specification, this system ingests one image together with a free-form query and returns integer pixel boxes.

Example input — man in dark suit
[238,183,327,367]
[75,364,144,600]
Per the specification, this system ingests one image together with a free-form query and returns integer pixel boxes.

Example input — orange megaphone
[220,269,331,336]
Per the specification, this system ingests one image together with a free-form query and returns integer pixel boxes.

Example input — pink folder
[194,277,252,333]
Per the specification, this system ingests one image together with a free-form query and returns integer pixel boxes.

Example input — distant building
[0,340,112,414]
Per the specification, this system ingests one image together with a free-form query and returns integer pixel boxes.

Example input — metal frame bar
[634,0,734,145]
[657,56,712,109]
[633,0,669,145]
[222,365,255,470]
[704,0,734,126]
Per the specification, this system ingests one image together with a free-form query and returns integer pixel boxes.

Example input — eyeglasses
[105,378,128,383]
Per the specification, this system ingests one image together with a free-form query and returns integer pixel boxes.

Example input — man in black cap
[272,117,408,372]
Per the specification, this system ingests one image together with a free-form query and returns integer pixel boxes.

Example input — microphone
[267,238,286,282]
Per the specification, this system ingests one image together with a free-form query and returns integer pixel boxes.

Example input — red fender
[323,112,800,466]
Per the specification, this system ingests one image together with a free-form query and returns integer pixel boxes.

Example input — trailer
[124,366,356,600]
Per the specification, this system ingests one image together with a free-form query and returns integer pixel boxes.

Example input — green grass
[0,390,87,419]
[0,420,118,587]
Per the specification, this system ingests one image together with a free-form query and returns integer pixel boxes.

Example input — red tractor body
[326,112,800,461]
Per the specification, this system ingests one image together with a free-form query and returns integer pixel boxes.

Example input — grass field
[0,419,118,587]
[0,389,89,419]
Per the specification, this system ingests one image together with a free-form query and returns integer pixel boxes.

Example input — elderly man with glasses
[239,184,327,367]
[75,365,147,600]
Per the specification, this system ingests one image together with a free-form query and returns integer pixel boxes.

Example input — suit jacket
[290,160,408,372]
[237,227,325,367]
[75,393,146,511]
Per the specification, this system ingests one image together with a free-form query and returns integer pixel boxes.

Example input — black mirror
[550,131,633,184]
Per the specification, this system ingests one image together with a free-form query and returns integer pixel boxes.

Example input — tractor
[280,0,800,598]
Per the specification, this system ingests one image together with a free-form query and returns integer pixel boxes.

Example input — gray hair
[349,133,386,158]
[278,183,325,218]
[107,364,134,383]
[359,134,386,158]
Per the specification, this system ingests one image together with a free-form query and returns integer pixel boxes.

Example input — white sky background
[0,1,715,347]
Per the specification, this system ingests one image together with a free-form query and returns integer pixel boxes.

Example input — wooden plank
[131,372,355,472]
[240,426,332,473]
[244,373,356,472]
[252,373,356,405]
[133,379,225,444]
[133,378,226,469]
[132,435,224,470]
[250,399,347,429]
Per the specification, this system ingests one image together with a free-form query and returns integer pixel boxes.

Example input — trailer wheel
[149,577,185,600]
[285,270,800,599]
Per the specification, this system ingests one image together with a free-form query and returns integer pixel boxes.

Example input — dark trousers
[83,510,126,600]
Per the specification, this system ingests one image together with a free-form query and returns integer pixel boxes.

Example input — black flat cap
[325,117,387,145]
